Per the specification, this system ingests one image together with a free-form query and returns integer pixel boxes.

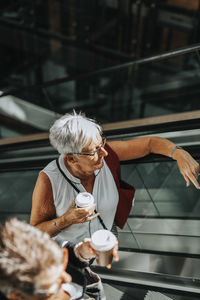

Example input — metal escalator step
[103,283,134,300]
[144,291,173,300]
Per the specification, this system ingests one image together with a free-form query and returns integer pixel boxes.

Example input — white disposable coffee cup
[75,192,94,209]
[90,229,117,266]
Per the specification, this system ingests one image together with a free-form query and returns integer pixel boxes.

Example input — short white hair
[0,218,64,295]
[49,111,102,155]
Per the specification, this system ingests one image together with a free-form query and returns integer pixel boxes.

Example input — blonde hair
[49,110,102,155]
[0,218,64,294]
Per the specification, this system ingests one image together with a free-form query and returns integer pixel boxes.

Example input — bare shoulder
[37,171,52,185]
[32,171,53,198]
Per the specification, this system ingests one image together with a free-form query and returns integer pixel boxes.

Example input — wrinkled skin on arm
[30,172,98,237]
[108,136,200,189]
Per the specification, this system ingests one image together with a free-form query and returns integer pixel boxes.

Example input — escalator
[1,43,200,139]
[0,121,200,299]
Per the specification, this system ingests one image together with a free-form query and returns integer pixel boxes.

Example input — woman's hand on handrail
[172,148,200,189]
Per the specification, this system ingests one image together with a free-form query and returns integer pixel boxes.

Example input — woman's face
[8,250,71,300]
[7,286,71,300]
[75,135,108,174]
[8,271,71,300]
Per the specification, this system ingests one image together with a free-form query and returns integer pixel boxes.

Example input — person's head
[0,218,70,300]
[49,111,108,174]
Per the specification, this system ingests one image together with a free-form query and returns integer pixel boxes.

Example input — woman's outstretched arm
[108,136,200,189]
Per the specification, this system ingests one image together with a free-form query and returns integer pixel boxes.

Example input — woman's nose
[100,147,108,157]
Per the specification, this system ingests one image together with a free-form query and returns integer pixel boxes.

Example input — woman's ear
[62,248,69,270]
[65,154,78,164]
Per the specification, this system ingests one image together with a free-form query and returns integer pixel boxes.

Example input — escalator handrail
[0,142,199,172]
[1,110,200,150]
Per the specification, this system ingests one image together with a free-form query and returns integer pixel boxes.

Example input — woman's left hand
[173,149,200,189]
[75,238,96,261]
[75,238,119,268]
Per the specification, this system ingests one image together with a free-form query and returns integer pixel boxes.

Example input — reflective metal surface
[92,250,200,294]
[108,128,200,146]
[0,95,60,130]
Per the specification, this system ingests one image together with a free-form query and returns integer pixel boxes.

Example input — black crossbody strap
[56,158,80,193]
[56,158,107,230]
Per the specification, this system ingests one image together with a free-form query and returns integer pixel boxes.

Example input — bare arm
[108,136,178,160]
[30,172,98,237]
[107,136,200,189]
[30,172,69,236]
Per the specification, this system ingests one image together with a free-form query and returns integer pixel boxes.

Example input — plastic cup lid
[75,192,94,207]
[62,282,83,300]
[90,229,116,251]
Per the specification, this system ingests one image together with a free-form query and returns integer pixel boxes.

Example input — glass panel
[1,157,200,255]
[0,170,39,224]
[119,159,200,255]
[31,50,200,125]
[0,0,200,84]
[1,1,200,137]
[1,47,200,137]
[121,159,200,218]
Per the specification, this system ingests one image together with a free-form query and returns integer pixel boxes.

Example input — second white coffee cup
[90,229,117,266]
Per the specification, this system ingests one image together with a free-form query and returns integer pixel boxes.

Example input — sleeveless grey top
[42,155,119,244]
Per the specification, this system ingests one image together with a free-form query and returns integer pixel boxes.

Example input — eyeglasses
[68,137,106,157]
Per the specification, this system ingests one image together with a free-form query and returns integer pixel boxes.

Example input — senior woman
[30,111,200,244]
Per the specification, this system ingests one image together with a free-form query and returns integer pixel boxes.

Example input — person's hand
[75,238,119,268]
[75,238,96,261]
[77,238,119,268]
[173,149,200,189]
[106,240,119,269]
[63,201,99,226]
[96,240,119,269]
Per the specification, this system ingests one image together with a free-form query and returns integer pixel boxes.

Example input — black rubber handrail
[0,144,200,172]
